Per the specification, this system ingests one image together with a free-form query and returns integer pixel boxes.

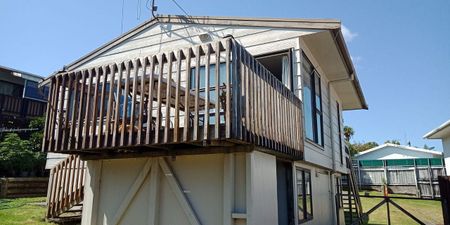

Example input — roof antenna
[151,0,158,19]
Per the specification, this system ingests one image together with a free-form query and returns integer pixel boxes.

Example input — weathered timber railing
[47,155,85,218]
[0,94,46,117]
[42,38,303,158]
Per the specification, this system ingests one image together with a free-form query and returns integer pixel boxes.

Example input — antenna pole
[151,0,158,19]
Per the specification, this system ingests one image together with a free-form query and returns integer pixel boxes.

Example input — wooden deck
[42,38,304,159]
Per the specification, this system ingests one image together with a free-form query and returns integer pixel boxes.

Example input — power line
[121,0,126,33]
[170,0,190,17]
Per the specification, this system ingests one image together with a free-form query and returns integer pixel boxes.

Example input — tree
[349,141,379,156]
[385,139,401,145]
[0,133,34,174]
[344,126,354,142]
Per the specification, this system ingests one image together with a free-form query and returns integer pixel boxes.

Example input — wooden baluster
[43,78,55,152]
[174,50,182,143]
[155,54,165,144]
[214,41,221,139]
[137,58,148,145]
[56,74,67,152]
[120,61,132,146]
[90,68,100,149]
[129,59,139,145]
[225,39,231,139]
[61,74,73,151]
[183,49,192,142]
[164,53,173,143]
[68,72,80,150]
[76,71,87,149]
[104,64,116,147]
[193,46,201,141]
[97,66,108,147]
[204,44,211,140]
[146,56,156,144]
[48,76,59,152]
[112,64,123,147]
[82,69,94,149]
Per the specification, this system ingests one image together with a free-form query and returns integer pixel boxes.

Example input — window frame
[337,102,343,165]
[254,49,294,90]
[302,52,324,147]
[296,167,313,224]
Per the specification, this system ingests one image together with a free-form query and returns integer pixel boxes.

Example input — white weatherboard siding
[300,40,347,172]
[444,137,450,174]
[76,24,313,71]
[293,162,336,225]
[355,145,442,160]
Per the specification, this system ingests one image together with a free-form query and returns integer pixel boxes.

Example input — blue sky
[1,0,449,149]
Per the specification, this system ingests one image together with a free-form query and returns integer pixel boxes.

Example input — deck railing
[46,154,85,218]
[42,38,303,158]
[0,94,47,117]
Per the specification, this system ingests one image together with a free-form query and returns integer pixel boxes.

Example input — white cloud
[341,25,358,42]
[350,55,363,70]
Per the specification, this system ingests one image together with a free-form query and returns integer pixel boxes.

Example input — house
[353,143,445,197]
[41,15,367,225]
[424,119,450,174]
[353,143,443,161]
[0,65,48,129]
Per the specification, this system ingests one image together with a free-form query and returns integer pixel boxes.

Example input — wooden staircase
[342,159,363,225]
[46,154,85,223]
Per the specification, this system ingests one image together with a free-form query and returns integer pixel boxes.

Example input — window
[302,53,323,146]
[23,80,49,102]
[189,63,227,125]
[297,168,313,223]
[337,102,343,165]
[256,50,292,89]
[0,81,23,97]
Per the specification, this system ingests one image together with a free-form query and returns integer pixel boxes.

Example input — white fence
[353,159,445,198]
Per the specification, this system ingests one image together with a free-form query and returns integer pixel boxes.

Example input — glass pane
[24,80,48,101]
[315,95,321,111]
[314,73,321,96]
[303,87,313,140]
[316,113,323,145]
[297,170,305,221]
[305,171,313,219]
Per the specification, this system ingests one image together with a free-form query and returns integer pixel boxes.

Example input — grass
[0,197,55,225]
[359,191,444,225]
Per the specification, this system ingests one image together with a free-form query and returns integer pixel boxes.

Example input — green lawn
[359,191,444,225]
[0,197,55,225]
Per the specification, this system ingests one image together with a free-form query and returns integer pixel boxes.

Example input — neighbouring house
[353,143,443,161]
[424,119,450,174]
[0,65,48,129]
[41,15,368,225]
[353,143,445,197]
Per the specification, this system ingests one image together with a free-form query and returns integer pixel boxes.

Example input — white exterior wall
[293,162,337,225]
[298,39,347,173]
[74,22,349,225]
[443,137,450,174]
[81,152,281,225]
[355,146,441,160]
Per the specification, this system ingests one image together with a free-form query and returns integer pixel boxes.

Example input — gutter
[331,29,368,110]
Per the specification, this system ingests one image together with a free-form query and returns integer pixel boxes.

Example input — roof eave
[332,29,368,110]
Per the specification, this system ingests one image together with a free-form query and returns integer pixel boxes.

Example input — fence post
[428,159,435,199]
[0,178,8,198]
[357,160,362,187]
[383,160,388,186]
[413,159,420,198]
